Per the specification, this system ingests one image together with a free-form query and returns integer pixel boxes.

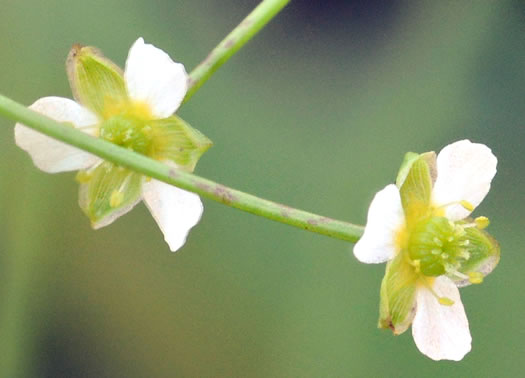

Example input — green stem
[0,94,363,242]
[184,0,291,103]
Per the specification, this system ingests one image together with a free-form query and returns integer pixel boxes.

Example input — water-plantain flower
[353,140,499,361]
[15,38,212,252]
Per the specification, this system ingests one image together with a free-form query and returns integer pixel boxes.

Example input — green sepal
[453,224,500,286]
[149,115,213,171]
[396,152,420,188]
[77,161,142,228]
[66,44,128,119]
[378,252,418,335]
[399,156,433,226]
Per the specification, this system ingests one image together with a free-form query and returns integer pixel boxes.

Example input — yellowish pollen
[438,297,455,306]
[413,259,421,273]
[460,200,475,212]
[468,272,484,284]
[475,216,490,229]
[76,171,92,183]
[110,190,124,208]
[459,250,470,259]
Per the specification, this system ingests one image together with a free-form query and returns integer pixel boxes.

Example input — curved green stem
[184,0,291,103]
[0,94,363,242]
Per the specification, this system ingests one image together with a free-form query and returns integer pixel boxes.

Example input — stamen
[433,237,443,247]
[460,200,475,212]
[438,297,455,306]
[110,190,124,208]
[76,171,92,183]
[452,271,469,280]
[75,163,100,183]
[475,216,490,229]
[418,278,455,306]
[110,173,133,208]
[413,259,421,273]
[444,263,458,274]
[453,225,466,237]
[435,200,475,212]
[458,249,470,260]
[468,272,484,284]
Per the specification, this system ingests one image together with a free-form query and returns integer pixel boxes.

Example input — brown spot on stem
[278,204,294,218]
[241,19,253,28]
[224,39,236,48]
[168,169,179,178]
[215,185,236,204]
[196,182,212,192]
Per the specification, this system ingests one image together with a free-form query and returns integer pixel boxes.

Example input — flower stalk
[184,0,291,102]
[0,94,364,242]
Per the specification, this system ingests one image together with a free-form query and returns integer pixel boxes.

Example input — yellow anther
[475,216,490,229]
[459,250,470,260]
[438,297,455,306]
[75,171,92,183]
[110,190,124,208]
[460,200,475,212]
[413,259,421,273]
[468,272,484,284]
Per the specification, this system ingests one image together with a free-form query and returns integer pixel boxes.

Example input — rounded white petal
[15,96,100,173]
[412,276,471,361]
[432,140,497,221]
[142,179,203,252]
[124,37,188,118]
[353,184,405,264]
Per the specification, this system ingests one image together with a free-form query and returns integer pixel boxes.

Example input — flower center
[408,216,470,277]
[99,114,153,155]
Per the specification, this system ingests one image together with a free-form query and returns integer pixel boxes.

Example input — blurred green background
[1,0,524,376]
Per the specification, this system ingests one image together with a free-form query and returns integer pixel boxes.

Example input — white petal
[124,37,188,118]
[432,140,497,221]
[412,276,471,361]
[142,179,203,252]
[15,97,100,173]
[353,184,405,264]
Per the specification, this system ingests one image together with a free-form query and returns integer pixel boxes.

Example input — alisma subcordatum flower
[353,140,499,361]
[15,38,212,252]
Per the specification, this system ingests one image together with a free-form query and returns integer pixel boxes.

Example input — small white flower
[354,140,499,361]
[15,38,212,252]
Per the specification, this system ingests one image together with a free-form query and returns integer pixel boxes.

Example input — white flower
[15,38,212,252]
[353,140,499,361]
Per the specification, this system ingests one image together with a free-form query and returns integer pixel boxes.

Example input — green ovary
[408,216,468,277]
[99,115,154,156]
